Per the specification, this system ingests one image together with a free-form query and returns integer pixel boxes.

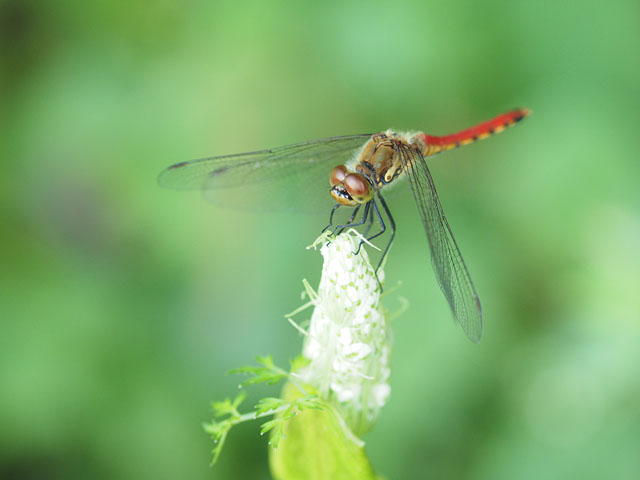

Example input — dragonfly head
[330,165,373,206]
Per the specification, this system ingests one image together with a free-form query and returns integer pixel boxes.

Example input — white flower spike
[299,230,391,435]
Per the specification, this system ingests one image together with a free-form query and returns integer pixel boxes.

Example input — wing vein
[398,145,483,342]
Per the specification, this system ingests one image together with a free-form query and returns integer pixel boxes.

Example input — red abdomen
[420,108,530,155]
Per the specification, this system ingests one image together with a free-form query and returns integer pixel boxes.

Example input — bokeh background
[2,0,639,479]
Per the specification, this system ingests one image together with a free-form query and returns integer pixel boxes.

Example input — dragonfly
[159,108,530,342]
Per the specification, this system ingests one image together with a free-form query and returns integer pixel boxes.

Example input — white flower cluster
[301,231,391,435]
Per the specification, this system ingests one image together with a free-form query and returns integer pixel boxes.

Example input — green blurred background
[1,0,639,478]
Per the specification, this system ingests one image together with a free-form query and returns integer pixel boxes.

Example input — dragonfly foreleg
[329,202,370,237]
[355,199,385,256]
[374,193,396,276]
[335,205,363,237]
[322,204,343,233]
[362,203,376,238]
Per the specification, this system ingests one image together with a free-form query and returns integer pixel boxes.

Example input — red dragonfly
[159,108,530,342]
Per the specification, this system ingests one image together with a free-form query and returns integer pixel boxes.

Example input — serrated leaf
[211,398,234,417]
[210,427,230,466]
[260,417,282,436]
[256,397,285,416]
[280,409,297,421]
[239,371,286,387]
[204,419,233,466]
[227,365,260,375]
[256,355,275,369]
[232,390,247,409]
[289,355,310,372]
[228,358,287,387]
[203,420,227,437]
[295,395,323,411]
[269,424,285,449]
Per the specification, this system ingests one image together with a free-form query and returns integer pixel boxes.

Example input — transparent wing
[397,146,483,342]
[158,135,371,212]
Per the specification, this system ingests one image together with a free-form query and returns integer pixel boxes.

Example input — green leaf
[256,397,285,416]
[203,419,227,437]
[204,419,233,466]
[269,383,378,480]
[210,426,230,465]
[241,372,286,386]
[228,356,288,387]
[289,355,310,372]
[210,390,246,418]
[256,355,276,369]
[294,395,323,411]
[211,398,234,417]
[260,417,282,436]
[231,390,247,409]
[268,422,286,449]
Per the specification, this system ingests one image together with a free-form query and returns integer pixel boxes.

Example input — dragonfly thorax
[329,132,420,207]
[357,131,422,186]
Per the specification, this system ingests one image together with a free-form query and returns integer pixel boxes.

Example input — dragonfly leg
[335,205,361,236]
[374,193,396,275]
[322,204,342,233]
[362,204,376,238]
[355,198,385,256]
[329,202,370,237]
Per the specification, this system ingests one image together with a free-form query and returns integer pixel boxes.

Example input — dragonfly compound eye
[330,165,348,186]
[344,173,372,202]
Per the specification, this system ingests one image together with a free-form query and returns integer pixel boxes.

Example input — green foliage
[255,397,286,415]
[204,356,321,465]
[269,383,379,480]
[204,391,247,465]
[289,354,311,373]
[228,355,289,387]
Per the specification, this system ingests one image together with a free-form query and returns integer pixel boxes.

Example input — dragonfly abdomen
[419,108,530,156]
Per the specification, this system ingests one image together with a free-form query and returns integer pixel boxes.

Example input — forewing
[398,147,483,342]
[158,135,371,212]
